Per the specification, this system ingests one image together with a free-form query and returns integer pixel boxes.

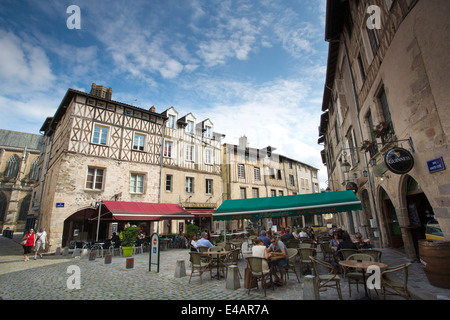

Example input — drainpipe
[158,119,167,204]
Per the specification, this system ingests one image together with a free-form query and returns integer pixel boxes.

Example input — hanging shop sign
[384,147,414,174]
[346,182,358,193]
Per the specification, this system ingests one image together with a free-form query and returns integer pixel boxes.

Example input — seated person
[266,237,287,286]
[336,231,357,260]
[196,231,214,248]
[251,238,270,274]
[281,227,295,241]
[258,230,271,248]
[354,232,371,249]
[189,233,198,252]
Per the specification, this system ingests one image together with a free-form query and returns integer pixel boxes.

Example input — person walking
[33,227,47,259]
[21,229,35,261]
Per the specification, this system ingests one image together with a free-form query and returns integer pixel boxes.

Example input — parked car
[425,220,444,240]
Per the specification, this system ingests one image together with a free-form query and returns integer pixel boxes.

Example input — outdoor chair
[298,242,315,249]
[209,246,226,275]
[320,242,334,262]
[300,238,315,244]
[298,247,316,276]
[286,248,300,283]
[286,240,300,248]
[346,253,374,298]
[222,249,242,279]
[188,252,212,284]
[245,256,273,297]
[359,249,382,262]
[133,243,143,255]
[380,263,412,300]
[310,256,343,300]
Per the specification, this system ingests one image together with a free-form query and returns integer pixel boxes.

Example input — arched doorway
[380,188,403,248]
[402,175,435,258]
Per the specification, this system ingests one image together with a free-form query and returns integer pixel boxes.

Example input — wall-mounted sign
[384,147,414,174]
[56,203,64,208]
[427,157,446,173]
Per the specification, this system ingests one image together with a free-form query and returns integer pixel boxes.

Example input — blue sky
[0,0,329,187]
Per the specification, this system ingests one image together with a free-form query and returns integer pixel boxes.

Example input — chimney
[149,106,156,113]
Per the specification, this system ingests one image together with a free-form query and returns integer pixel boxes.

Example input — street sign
[56,203,64,208]
[427,157,445,173]
[149,233,160,273]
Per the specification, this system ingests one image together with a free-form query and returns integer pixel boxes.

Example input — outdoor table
[338,260,388,299]
[160,238,172,251]
[201,250,231,280]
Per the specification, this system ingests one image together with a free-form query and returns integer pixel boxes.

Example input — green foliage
[121,226,140,247]
[186,224,199,239]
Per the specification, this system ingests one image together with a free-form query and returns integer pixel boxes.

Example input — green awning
[213,190,362,221]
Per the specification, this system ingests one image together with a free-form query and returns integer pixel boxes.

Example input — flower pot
[122,246,134,257]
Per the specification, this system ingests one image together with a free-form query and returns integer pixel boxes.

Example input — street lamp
[341,159,351,174]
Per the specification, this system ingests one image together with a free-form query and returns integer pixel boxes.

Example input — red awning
[98,201,195,221]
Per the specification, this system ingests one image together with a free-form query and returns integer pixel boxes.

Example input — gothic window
[5,155,20,178]
[29,157,40,180]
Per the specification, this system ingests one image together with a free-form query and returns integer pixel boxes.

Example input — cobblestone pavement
[1,234,450,301]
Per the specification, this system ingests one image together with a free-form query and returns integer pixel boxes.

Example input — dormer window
[186,120,194,134]
[204,125,212,138]
[168,115,176,128]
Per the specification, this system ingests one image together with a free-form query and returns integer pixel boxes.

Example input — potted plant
[186,223,199,241]
[371,121,389,138]
[360,139,373,152]
[121,226,140,257]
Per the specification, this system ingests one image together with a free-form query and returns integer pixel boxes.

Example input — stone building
[31,86,167,247]
[160,107,225,234]
[222,136,321,232]
[319,0,450,259]
[0,130,43,232]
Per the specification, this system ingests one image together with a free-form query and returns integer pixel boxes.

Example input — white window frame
[92,124,109,146]
[204,125,212,138]
[132,132,146,151]
[130,173,145,194]
[186,176,194,193]
[185,145,194,162]
[186,120,194,134]
[204,148,213,165]
[238,164,245,178]
[86,167,104,190]
[168,115,176,129]
[254,167,261,181]
[205,178,213,195]
[166,174,173,192]
[164,140,173,158]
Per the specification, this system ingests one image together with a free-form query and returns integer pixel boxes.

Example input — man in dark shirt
[281,227,295,241]
[258,230,271,248]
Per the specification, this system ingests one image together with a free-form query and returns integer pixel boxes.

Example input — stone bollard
[175,259,186,278]
[55,247,61,255]
[126,257,134,269]
[104,253,112,265]
[226,265,241,290]
[63,247,69,256]
[72,248,81,258]
[88,250,96,261]
[303,275,320,300]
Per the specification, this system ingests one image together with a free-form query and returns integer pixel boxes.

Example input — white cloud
[0,30,55,95]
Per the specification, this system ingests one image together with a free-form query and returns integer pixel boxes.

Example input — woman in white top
[189,233,198,252]
[251,238,270,273]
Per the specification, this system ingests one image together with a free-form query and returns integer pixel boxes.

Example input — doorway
[381,188,403,248]
[404,176,435,257]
